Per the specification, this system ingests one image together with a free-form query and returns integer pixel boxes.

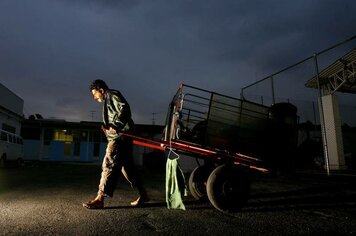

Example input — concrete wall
[321,94,346,170]
[0,83,24,116]
[0,83,24,136]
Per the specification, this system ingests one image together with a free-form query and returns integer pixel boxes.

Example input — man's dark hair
[90,79,109,91]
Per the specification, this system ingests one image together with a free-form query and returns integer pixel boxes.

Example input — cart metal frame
[122,84,298,212]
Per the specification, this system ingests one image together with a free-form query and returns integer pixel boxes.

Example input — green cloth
[165,157,187,210]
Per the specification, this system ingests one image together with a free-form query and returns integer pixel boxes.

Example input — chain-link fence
[240,36,356,172]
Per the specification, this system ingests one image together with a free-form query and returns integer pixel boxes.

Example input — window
[74,141,80,156]
[1,131,7,141]
[64,142,71,157]
[93,143,100,157]
[44,129,55,145]
[21,127,41,140]
[91,131,101,142]
[2,124,16,134]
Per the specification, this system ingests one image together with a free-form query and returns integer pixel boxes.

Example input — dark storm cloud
[0,0,355,124]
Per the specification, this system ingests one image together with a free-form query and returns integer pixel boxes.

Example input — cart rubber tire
[188,165,213,200]
[207,164,250,213]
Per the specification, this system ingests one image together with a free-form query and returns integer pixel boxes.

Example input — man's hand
[108,127,117,134]
[101,126,108,137]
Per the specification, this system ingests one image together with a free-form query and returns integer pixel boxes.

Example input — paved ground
[0,162,355,235]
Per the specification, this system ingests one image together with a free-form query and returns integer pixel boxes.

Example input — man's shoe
[83,199,104,209]
[130,195,149,207]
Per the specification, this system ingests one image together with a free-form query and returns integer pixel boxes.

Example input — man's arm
[111,93,132,130]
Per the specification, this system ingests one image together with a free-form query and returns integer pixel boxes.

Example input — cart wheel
[207,164,250,213]
[188,165,213,200]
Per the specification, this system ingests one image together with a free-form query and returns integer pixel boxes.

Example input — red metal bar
[118,131,267,172]
[133,140,165,151]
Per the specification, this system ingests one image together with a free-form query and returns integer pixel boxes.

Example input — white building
[0,83,24,135]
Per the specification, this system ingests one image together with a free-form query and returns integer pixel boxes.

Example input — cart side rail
[164,84,271,157]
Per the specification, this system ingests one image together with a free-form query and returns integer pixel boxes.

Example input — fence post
[313,53,330,176]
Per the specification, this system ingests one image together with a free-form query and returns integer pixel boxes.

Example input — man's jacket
[102,89,134,140]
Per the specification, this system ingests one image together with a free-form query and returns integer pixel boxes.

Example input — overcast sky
[1,0,355,125]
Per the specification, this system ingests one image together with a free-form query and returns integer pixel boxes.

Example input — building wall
[21,120,166,166]
[321,94,346,170]
[0,83,24,136]
[0,83,24,116]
